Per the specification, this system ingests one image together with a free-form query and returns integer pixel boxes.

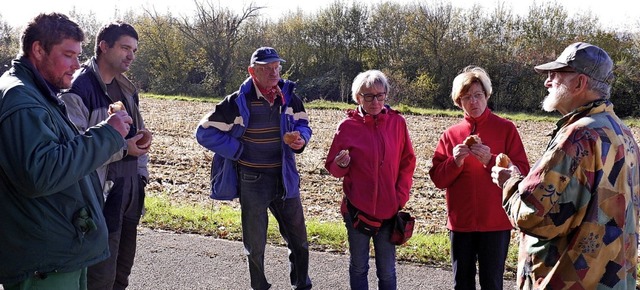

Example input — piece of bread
[136,129,152,150]
[496,153,511,168]
[464,134,481,146]
[283,131,300,145]
[108,101,126,114]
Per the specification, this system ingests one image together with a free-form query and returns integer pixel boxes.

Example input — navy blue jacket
[60,57,149,192]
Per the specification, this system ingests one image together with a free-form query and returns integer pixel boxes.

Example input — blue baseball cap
[534,42,614,84]
[250,47,286,65]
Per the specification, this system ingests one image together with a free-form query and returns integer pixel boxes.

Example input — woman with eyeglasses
[324,70,416,290]
[428,66,530,289]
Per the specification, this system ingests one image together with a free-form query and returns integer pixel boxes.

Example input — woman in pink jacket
[325,70,416,290]
[429,66,530,290]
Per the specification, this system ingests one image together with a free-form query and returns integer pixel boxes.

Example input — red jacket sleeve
[429,131,464,189]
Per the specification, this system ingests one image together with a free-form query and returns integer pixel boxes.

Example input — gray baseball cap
[534,42,614,84]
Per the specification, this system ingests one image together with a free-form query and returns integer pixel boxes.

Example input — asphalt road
[128,227,517,289]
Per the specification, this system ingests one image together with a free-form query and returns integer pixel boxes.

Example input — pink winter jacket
[325,106,416,220]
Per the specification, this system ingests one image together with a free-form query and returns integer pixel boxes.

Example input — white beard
[542,84,570,112]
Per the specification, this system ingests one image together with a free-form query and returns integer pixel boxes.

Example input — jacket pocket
[210,154,239,200]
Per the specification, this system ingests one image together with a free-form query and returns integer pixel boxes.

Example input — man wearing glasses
[196,47,312,290]
[492,42,640,289]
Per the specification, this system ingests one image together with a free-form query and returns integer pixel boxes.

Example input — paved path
[128,227,517,289]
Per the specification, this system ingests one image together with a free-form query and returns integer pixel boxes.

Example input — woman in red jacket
[429,66,530,290]
[325,70,416,290]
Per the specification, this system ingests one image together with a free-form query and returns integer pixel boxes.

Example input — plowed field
[141,98,638,234]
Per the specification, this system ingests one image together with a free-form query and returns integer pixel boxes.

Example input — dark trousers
[88,157,144,290]
[449,230,511,290]
[238,167,312,290]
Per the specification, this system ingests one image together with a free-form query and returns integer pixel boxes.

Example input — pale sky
[2,0,638,32]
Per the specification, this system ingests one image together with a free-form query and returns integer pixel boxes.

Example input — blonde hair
[351,70,389,103]
[451,66,492,107]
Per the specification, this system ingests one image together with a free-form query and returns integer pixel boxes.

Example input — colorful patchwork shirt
[502,100,640,289]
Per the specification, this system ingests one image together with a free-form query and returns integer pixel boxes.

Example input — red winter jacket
[429,108,530,232]
[325,106,416,220]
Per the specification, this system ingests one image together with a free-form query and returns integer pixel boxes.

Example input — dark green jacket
[0,57,124,284]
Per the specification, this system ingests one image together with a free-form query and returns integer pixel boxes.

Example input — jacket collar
[556,99,609,129]
[544,99,610,141]
[239,77,293,105]
[346,105,393,123]
[14,56,63,106]
[82,56,138,99]
[463,107,491,134]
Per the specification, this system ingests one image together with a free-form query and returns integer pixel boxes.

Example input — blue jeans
[344,214,397,290]
[238,167,312,290]
[449,230,511,290]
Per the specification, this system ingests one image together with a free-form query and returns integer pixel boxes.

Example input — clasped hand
[453,142,491,167]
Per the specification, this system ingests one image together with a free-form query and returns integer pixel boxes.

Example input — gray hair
[587,78,612,99]
[351,70,389,103]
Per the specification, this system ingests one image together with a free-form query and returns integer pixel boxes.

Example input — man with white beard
[541,73,573,112]
[491,42,640,289]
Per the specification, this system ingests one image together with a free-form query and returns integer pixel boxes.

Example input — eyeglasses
[254,64,282,73]
[359,92,387,102]
[547,70,577,79]
[460,91,485,102]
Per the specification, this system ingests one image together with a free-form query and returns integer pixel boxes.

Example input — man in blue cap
[491,42,639,288]
[196,47,312,290]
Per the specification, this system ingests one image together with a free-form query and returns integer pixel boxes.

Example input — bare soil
[141,98,638,234]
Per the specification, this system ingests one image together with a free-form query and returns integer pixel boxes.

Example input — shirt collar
[252,82,281,103]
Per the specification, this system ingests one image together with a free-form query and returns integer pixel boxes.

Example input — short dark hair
[94,21,139,56]
[21,13,84,57]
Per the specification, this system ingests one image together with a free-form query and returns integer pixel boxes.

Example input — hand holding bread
[464,134,481,146]
[283,131,300,145]
[496,153,511,168]
[108,101,126,114]
[135,129,153,150]
[105,101,132,138]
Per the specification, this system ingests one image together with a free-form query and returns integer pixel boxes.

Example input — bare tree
[68,9,103,62]
[177,0,262,96]
[408,1,453,108]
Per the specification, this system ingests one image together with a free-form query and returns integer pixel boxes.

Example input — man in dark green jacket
[0,13,132,290]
